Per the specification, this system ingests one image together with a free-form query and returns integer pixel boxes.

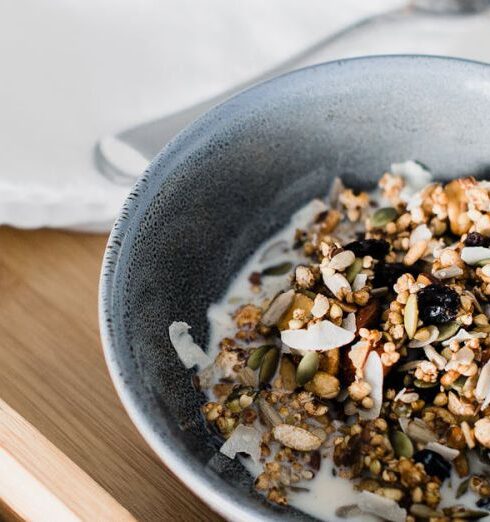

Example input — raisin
[344,239,390,260]
[413,449,451,481]
[465,232,490,247]
[417,284,459,324]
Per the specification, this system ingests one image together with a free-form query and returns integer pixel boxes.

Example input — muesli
[171,162,490,521]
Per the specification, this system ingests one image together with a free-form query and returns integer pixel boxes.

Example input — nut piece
[305,371,340,399]
[474,417,490,448]
[272,424,322,451]
[446,179,471,235]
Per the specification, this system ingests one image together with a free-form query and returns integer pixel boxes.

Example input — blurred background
[2,1,490,520]
[2,0,490,231]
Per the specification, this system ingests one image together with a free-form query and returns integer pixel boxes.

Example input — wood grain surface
[0,227,222,521]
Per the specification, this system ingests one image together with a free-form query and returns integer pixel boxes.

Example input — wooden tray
[0,227,222,521]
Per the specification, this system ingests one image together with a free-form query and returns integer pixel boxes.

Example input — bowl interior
[101,56,490,521]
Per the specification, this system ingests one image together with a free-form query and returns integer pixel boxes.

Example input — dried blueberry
[344,239,390,260]
[417,284,459,324]
[477,497,490,509]
[465,232,490,247]
[413,449,451,481]
[373,262,423,289]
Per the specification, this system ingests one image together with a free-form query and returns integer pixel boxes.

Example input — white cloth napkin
[6,1,490,232]
[0,0,405,231]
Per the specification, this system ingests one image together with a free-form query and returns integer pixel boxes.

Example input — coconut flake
[311,293,330,319]
[323,272,351,298]
[423,345,447,371]
[349,340,370,371]
[393,160,433,204]
[359,351,383,420]
[261,289,295,326]
[357,491,407,522]
[442,329,487,346]
[342,312,357,333]
[281,320,354,351]
[219,424,262,464]
[410,224,432,246]
[461,246,490,265]
[409,327,439,348]
[292,199,327,229]
[445,347,475,372]
[475,359,490,409]
[168,321,211,369]
[399,417,410,433]
[352,273,368,292]
[426,442,459,461]
[394,387,407,403]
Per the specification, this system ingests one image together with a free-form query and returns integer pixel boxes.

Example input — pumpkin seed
[247,345,273,370]
[414,379,438,389]
[371,207,398,228]
[346,258,363,284]
[335,504,362,518]
[259,346,280,384]
[279,356,297,391]
[296,352,319,386]
[404,293,418,339]
[456,477,470,499]
[262,262,293,276]
[391,430,414,458]
[437,321,460,342]
[410,504,444,518]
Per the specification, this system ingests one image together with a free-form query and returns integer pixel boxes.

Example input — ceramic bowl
[100,56,490,521]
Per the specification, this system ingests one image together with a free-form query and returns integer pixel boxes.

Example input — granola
[173,162,490,521]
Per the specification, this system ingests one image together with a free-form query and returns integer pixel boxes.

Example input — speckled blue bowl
[100,56,490,521]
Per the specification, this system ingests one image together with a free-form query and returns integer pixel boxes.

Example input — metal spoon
[95,0,490,184]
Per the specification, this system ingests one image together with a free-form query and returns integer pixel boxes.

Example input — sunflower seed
[262,261,293,276]
[392,430,414,458]
[346,258,363,284]
[247,345,273,370]
[410,504,444,518]
[296,352,319,386]
[259,346,280,384]
[272,424,322,451]
[371,207,398,228]
[404,293,418,339]
[446,507,489,519]
[409,326,439,348]
[335,504,362,518]
[329,250,355,271]
[258,398,282,427]
[433,265,464,279]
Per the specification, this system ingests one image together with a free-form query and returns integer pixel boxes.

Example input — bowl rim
[99,54,490,521]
